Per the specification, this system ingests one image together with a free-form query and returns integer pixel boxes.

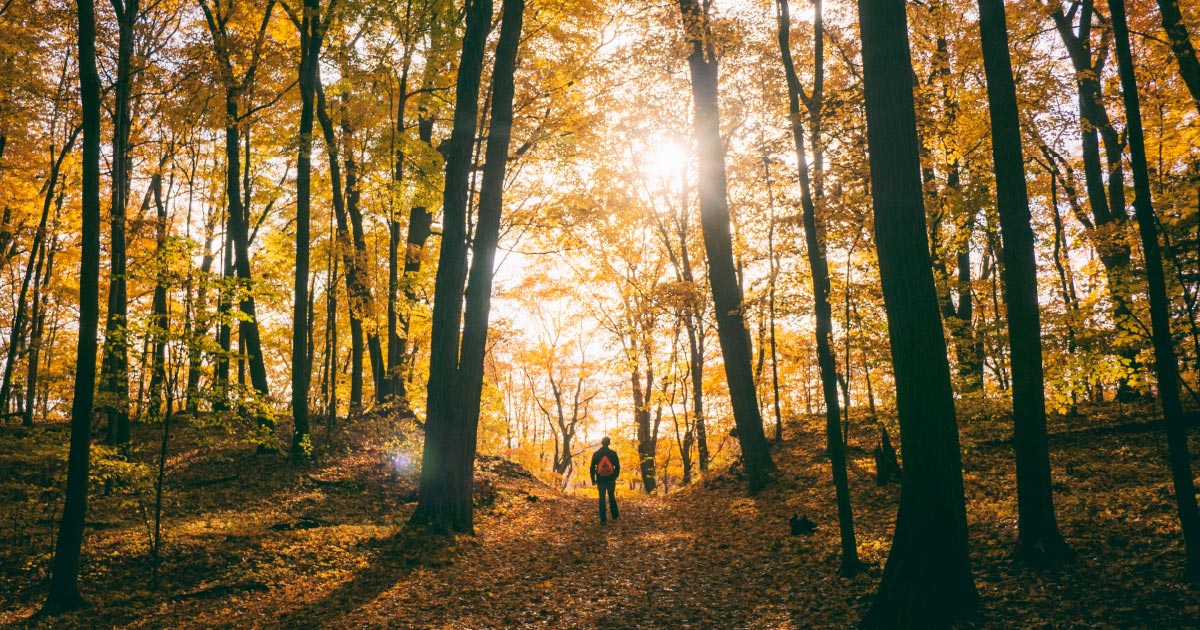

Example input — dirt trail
[321,487,848,630]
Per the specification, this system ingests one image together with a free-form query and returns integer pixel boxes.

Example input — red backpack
[596,454,615,477]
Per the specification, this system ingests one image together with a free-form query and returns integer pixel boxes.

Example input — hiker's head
[601,436,611,447]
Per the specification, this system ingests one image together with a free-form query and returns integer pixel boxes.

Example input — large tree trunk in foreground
[977,0,1073,567]
[775,0,861,577]
[412,0,491,535]
[856,0,977,625]
[676,0,775,494]
[1109,0,1200,581]
[41,0,103,613]
[414,0,523,534]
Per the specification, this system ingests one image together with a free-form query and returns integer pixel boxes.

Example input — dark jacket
[590,446,620,483]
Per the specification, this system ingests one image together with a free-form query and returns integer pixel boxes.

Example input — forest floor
[1,401,1199,629]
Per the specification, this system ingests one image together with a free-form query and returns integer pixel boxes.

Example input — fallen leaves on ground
[1,400,1199,628]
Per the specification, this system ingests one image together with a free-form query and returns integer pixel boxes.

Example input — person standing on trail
[590,437,621,524]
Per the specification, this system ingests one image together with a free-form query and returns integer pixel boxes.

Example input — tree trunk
[0,127,77,416]
[776,0,862,577]
[225,93,273,431]
[926,24,983,394]
[313,80,366,414]
[292,0,327,455]
[147,168,170,421]
[633,366,658,492]
[1156,0,1200,114]
[99,0,139,446]
[1051,1,1141,389]
[675,0,775,493]
[1109,0,1200,581]
[199,0,278,432]
[387,187,434,404]
[42,0,103,612]
[978,0,1073,566]
[413,0,518,534]
[856,0,978,625]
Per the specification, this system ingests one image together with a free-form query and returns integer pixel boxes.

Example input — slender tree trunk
[213,195,233,410]
[1110,0,1200,580]
[1156,0,1200,114]
[224,94,272,430]
[342,120,387,405]
[676,0,775,493]
[675,169,709,472]
[41,0,103,612]
[1051,1,1141,390]
[199,0,278,430]
[633,365,658,492]
[0,128,77,416]
[99,0,139,446]
[776,0,862,576]
[978,0,1073,566]
[856,0,978,624]
[412,0,497,534]
[388,109,436,403]
[147,168,170,421]
[292,0,327,455]
[314,80,376,414]
[24,237,55,427]
[761,148,783,443]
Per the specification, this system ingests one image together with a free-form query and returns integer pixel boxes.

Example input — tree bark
[856,0,978,625]
[776,0,862,576]
[978,0,1073,566]
[1157,0,1200,113]
[199,0,278,432]
[291,0,330,455]
[675,0,775,493]
[23,236,56,427]
[633,365,658,492]
[41,0,103,612]
[413,0,524,534]
[1109,0,1200,581]
[99,0,140,446]
[0,127,78,416]
[147,167,170,420]
[1050,0,1141,389]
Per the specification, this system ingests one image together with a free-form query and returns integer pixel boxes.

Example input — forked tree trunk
[856,0,978,625]
[1109,0,1200,581]
[414,0,523,534]
[978,0,1072,566]
[675,0,775,493]
[199,0,277,431]
[1050,0,1141,389]
[633,366,657,492]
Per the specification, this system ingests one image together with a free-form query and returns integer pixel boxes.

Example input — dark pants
[597,478,618,522]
